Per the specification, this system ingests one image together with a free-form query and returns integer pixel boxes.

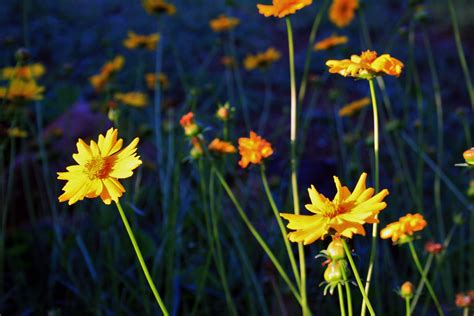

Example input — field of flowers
[1,0,473,315]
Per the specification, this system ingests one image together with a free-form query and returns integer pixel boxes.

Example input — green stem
[405,297,411,316]
[407,240,444,316]
[463,307,469,316]
[260,164,301,288]
[342,239,375,316]
[341,261,353,316]
[338,283,347,316]
[115,201,169,316]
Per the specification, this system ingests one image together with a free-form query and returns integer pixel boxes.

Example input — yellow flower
[280,173,389,245]
[326,50,404,79]
[338,97,370,117]
[463,147,474,165]
[89,56,125,92]
[208,138,236,154]
[329,0,358,28]
[114,92,148,108]
[238,131,273,168]
[0,79,44,101]
[209,15,240,32]
[257,0,313,18]
[142,0,176,15]
[380,213,427,243]
[145,73,169,90]
[180,112,199,136]
[123,31,160,50]
[57,128,142,205]
[314,34,348,51]
[244,47,281,71]
[7,127,28,138]
[1,63,46,80]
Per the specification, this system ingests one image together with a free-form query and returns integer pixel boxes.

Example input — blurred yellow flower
[1,63,46,80]
[0,79,44,101]
[7,127,28,138]
[209,15,240,32]
[57,128,142,205]
[280,172,389,244]
[380,213,427,243]
[238,131,273,168]
[314,34,348,51]
[145,73,169,90]
[338,97,370,117]
[208,138,236,154]
[326,50,403,79]
[257,0,312,18]
[142,0,176,15]
[329,0,358,28]
[114,92,149,107]
[123,31,160,50]
[244,47,281,71]
[89,56,125,92]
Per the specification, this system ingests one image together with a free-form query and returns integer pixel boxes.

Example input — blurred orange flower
[314,34,348,51]
[1,63,46,80]
[338,97,370,117]
[455,291,474,308]
[123,31,160,50]
[0,79,44,101]
[463,147,474,165]
[380,213,427,243]
[280,172,389,244]
[244,47,281,71]
[208,138,236,154]
[425,241,443,254]
[142,0,176,15]
[190,136,204,159]
[238,131,273,168]
[180,112,199,136]
[209,15,240,32]
[257,0,312,18]
[329,0,358,28]
[89,56,125,92]
[114,92,148,108]
[145,73,169,90]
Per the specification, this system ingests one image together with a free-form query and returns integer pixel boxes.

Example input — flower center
[85,156,113,180]
[321,200,354,219]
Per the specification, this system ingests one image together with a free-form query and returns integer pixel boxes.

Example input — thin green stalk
[338,284,347,316]
[340,261,353,316]
[463,307,469,316]
[342,239,375,316]
[115,201,169,316]
[407,240,444,316]
[285,17,309,316]
[260,164,301,288]
[405,297,411,316]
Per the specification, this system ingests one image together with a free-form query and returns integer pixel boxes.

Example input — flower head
[209,15,240,32]
[238,131,273,168]
[329,0,359,28]
[1,63,45,80]
[280,173,389,244]
[57,128,142,205]
[400,282,414,299]
[0,79,44,101]
[7,127,28,138]
[314,35,348,51]
[338,97,371,117]
[208,138,236,154]
[114,92,148,108]
[180,112,199,137]
[244,47,281,71]
[380,213,427,243]
[455,291,474,308]
[257,0,312,18]
[463,147,474,165]
[142,0,176,15]
[216,102,233,121]
[123,31,160,51]
[190,136,204,159]
[326,50,404,79]
[89,56,125,92]
[425,241,443,254]
[145,73,169,90]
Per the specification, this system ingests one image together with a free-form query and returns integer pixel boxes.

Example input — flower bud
[326,239,345,261]
[324,260,347,284]
[400,281,414,299]
[463,148,474,165]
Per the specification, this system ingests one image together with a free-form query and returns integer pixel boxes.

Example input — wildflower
[220,56,237,68]
[455,292,473,308]
[425,241,443,254]
[208,138,236,154]
[257,0,313,18]
[57,128,142,205]
[216,102,233,121]
[114,92,148,108]
[190,137,203,159]
[180,112,199,137]
[400,282,414,299]
[209,15,240,32]
[338,97,371,117]
[145,73,169,90]
[7,127,28,138]
[380,213,427,244]
[1,63,46,80]
[329,0,359,28]
[142,0,176,15]
[89,56,125,92]
[463,147,474,165]
[238,131,273,168]
[0,79,44,101]
[123,31,160,51]
[326,50,404,79]
[314,34,348,51]
[244,47,281,71]
[89,73,109,92]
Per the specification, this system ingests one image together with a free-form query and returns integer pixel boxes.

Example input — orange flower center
[85,156,113,180]
[322,200,354,219]
[360,50,377,63]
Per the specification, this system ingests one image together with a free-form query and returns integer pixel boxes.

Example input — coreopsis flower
[0,79,44,101]
[142,0,176,15]
[455,291,473,308]
[238,131,273,168]
[123,31,160,51]
[326,50,404,79]
[244,47,281,71]
[257,0,313,18]
[425,241,443,254]
[57,128,142,205]
[209,15,240,32]
[1,63,45,80]
[280,172,389,244]
[463,147,474,165]
[329,0,359,28]
[208,138,236,154]
[180,112,199,137]
[338,97,371,117]
[380,213,427,243]
[400,282,414,299]
[89,56,125,92]
[314,34,348,51]
[145,73,169,90]
[216,102,233,121]
[114,92,148,108]
[7,127,28,138]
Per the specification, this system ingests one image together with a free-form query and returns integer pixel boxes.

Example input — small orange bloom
[123,31,160,50]
[145,73,169,90]
[244,47,281,71]
[142,0,176,15]
[329,0,358,28]
[209,15,240,32]
[190,137,204,159]
[257,0,313,18]
[238,131,273,168]
[314,34,348,51]
[180,112,199,136]
[380,213,427,243]
[425,241,443,254]
[400,282,414,299]
[463,147,474,165]
[338,97,370,117]
[208,138,236,154]
[455,292,473,308]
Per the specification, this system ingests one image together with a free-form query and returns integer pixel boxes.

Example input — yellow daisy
[0,79,45,101]
[114,92,148,107]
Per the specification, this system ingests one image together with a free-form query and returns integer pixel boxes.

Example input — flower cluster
[380,213,427,243]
